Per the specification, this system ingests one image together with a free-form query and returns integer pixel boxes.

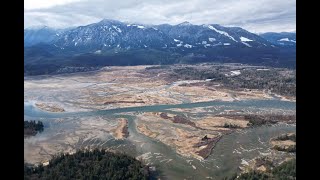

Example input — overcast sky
[24,0,296,33]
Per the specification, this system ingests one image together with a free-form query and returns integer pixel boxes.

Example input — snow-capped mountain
[156,22,271,49]
[259,32,296,46]
[53,19,176,51]
[24,19,296,75]
[25,19,274,52]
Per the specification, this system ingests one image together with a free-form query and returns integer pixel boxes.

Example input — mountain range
[24,19,296,75]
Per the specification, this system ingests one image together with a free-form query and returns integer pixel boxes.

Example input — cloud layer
[24,0,296,33]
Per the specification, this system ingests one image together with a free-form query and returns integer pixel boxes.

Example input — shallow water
[25,99,295,117]
[24,99,295,180]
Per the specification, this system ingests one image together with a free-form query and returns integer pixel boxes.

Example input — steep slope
[26,19,275,51]
[24,19,296,75]
[52,19,175,53]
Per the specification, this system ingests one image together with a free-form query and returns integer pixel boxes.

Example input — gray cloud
[24,0,296,33]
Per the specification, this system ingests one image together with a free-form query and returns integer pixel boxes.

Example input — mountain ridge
[24,19,296,75]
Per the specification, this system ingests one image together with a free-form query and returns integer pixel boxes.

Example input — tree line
[24,149,150,180]
[223,158,296,180]
[24,120,44,137]
[170,67,296,97]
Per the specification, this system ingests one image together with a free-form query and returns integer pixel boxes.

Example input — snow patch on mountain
[278,38,289,41]
[212,42,222,46]
[25,20,280,51]
[231,70,241,76]
[131,25,145,29]
[184,44,193,48]
[240,37,253,42]
[225,70,241,77]
[208,38,216,42]
[278,38,296,43]
[94,50,102,54]
[112,25,122,33]
[207,25,237,42]
[241,42,252,47]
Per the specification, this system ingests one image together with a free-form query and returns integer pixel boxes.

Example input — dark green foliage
[247,119,268,127]
[223,123,240,128]
[222,69,296,97]
[171,67,295,97]
[272,134,296,153]
[288,146,296,153]
[273,145,296,153]
[24,149,149,180]
[24,42,296,76]
[275,134,296,142]
[24,48,181,75]
[201,135,209,141]
[172,67,224,80]
[224,159,296,180]
[244,114,294,127]
[24,120,44,136]
[272,159,296,179]
[222,173,238,180]
[238,171,269,180]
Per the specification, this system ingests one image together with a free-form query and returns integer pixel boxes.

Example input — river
[24,99,295,179]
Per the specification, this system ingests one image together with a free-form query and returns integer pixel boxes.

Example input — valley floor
[24,64,295,112]
[24,64,296,179]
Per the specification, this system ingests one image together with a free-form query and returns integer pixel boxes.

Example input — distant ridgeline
[24,120,44,137]
[24,149,150,180]
[24,19,295,75]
